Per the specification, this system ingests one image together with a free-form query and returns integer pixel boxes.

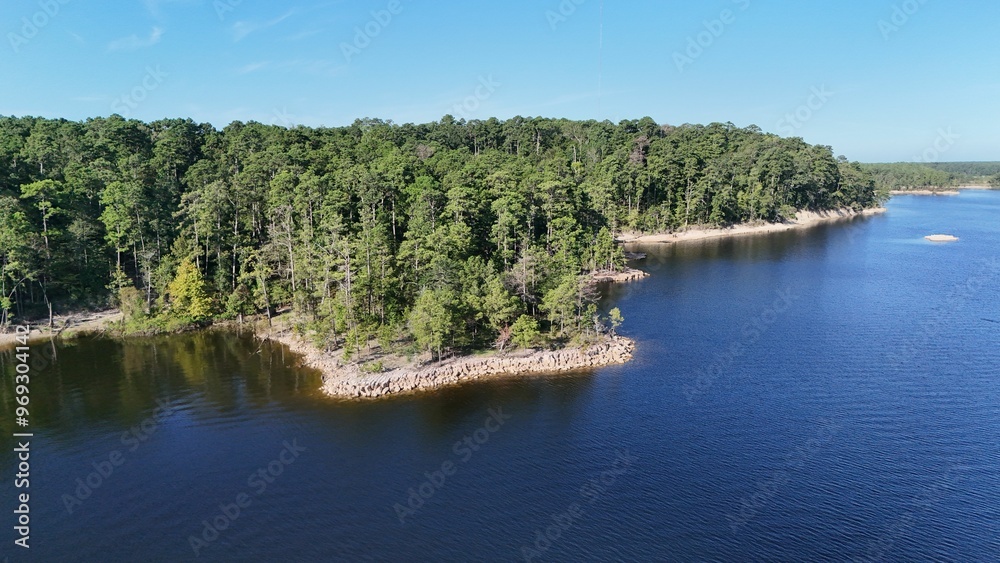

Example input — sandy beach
[617,207,887,244]
[890,185,997,196]
[890,189,960,196]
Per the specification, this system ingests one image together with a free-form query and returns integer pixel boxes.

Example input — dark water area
[2,191,999,562]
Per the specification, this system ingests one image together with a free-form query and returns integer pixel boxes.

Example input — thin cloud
[237,61,270,75]
[286,29,323,41]
[107,27,164,52]
[232,11,296,42]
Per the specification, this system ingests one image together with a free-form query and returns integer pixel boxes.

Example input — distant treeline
[925,161,1000,177]
[0,115,880,356]
[863,161,1000,191]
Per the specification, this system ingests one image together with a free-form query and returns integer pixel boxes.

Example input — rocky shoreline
[256,322,635,399]
[592,267,649,283]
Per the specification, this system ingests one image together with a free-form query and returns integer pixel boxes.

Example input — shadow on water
[601,216,880,304]
[0,331,324,442]
[628,216,877,263]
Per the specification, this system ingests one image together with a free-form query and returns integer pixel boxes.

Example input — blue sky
[1,0,997,162]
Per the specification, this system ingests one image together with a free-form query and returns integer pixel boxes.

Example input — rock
[925,234,959,242]
[591,268,650,283]
[315,335,637,399]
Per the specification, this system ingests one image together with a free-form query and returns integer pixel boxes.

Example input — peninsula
[0,116,884,395]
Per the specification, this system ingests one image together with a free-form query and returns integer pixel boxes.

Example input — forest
[0,115,881,357]
[862,161,1000,191]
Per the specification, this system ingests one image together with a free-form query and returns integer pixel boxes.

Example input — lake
[3,191,999,562]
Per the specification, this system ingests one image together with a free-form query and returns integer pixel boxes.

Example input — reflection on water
[1,330,324,440]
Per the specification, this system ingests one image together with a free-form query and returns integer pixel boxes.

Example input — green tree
[409,287,456,361]
[20,179,65,260]
[482,276,522,334]
[608,307,624,335]
[510,315,540,349]
[0,196,32,325]
[167,259,214,322]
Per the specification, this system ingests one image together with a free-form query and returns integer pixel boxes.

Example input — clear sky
[2,0,997,162]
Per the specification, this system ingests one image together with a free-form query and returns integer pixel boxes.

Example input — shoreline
[255,318,635,400]
[890,185,996,196]
[0,310,122,349]
[1,203,899,392]
[592,267,649,283]
[890,189,960,196]
[617,207,886,244]
[167,205,892,398]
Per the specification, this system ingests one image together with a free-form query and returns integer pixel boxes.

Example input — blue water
[2,191,999,562]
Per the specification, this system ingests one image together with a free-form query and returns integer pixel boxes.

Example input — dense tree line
[862,163,958,191]
[863,161,1000,191]
[924,161,1000,177]
[0,115,880,357]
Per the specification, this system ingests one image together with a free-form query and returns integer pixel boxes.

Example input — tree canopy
[0,114,882,354]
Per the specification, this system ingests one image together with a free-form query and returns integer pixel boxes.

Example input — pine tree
[167,259,214,322]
